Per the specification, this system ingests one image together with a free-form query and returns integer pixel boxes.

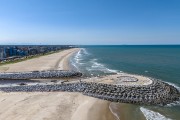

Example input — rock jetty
[0,70,82,80]
[0,76,179,106]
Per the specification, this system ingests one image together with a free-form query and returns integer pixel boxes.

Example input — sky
[0,0,180,45]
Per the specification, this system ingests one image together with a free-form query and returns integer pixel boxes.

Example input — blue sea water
[70,45,180,120]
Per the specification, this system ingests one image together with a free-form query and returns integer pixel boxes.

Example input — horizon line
[0,44,180,46]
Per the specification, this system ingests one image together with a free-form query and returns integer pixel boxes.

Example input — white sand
[0,48,114,120]
[83,73,153,86]
[0,48,79,72]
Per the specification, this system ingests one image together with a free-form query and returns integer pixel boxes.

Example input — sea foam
[164,82,180,107]
[140,107,172,120]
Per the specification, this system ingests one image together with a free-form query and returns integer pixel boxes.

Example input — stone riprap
[0,76,179,106]
[0,70,82,80]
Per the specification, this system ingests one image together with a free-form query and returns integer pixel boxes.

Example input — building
[0,48,4,60]
[0,45,73,61]
[28,48,38,55]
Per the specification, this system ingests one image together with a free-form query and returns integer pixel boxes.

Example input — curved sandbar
[0,73,179,106]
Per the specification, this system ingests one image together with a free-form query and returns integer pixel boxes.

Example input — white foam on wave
[71,60,78,70]
[166,101,180,107]
[140,107,172,120]
[89,59,119,74]
[91,62,104,68]
[91,58,98,62]
[81,48,89,55]
[74,48,90,64]
[165,82,180,91]
[74,49,82,60]
[70,48,84,70]
[74,49,85,64]
[164,82,180,107]
[73,48,120,75]
[90,59,104,68]
[106,68,119,73]
[70,58,79,71]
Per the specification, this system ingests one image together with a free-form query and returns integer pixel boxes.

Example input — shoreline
[64,48,115,120]
[0,48,79,72]
[0,48,179,120]
[0,48,114,120]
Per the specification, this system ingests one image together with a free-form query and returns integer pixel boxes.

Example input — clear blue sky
[0,0,180,45]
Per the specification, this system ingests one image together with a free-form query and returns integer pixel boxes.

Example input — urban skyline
[0,45,73,60]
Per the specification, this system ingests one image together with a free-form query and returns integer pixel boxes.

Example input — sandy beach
[0,48,114,120]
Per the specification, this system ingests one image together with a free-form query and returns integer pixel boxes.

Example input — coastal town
[0,45,76,63]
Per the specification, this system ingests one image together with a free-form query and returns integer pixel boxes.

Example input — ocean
[70,45,180,120]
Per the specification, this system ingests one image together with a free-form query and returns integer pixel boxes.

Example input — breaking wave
[140,107,172,120]
[164,82,180,107]
[71,48,119,76]
[87,58,119,74]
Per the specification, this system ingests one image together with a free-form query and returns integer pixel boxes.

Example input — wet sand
[0,48,114,120]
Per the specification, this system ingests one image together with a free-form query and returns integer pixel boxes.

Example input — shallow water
[70,45,180,120]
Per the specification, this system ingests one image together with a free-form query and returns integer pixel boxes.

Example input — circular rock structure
[0,72,179,106]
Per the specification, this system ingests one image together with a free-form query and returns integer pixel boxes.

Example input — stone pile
[81,80,180,105]
[0,79,179,106]
[0,70,82,80]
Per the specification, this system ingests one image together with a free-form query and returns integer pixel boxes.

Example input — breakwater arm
[0,80,179,106]
[0,70,82,79]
